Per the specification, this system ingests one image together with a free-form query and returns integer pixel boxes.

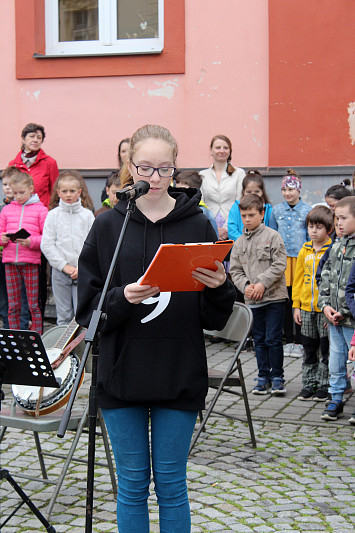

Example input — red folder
[139,240,234,292]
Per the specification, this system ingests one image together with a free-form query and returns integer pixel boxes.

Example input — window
[15,0,185,79]
[45,0,164,56]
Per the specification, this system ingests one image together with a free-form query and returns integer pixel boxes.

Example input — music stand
[0,329,58,533]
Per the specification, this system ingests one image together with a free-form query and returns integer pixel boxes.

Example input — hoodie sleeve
[195,220,236,330]
[200,278,236,330]
[292,247,305,309]
[199,223,236,329]
[29,204,48,250]
[40,210,68,271]
[75,221,136,332]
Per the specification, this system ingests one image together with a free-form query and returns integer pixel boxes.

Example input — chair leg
[189,377,228,454]
[97,409,117,497]
[236,357,257,448]
[45,403,89,519]
[33,432,48,479]
[0,425,7,443]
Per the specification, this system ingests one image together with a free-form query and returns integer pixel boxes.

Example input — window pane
[117,0,158,40]
[59,0,99,42]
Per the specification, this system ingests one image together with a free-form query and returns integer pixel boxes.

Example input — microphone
[116,180,150,202]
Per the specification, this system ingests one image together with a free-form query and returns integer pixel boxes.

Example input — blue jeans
[251,302,285,380]
[102,407,197,533]
[328,324,353,401]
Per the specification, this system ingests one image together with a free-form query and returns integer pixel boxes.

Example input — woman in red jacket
[9,123,59,209]
[9,123,59,319]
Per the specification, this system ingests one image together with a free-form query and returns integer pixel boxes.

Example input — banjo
[12,319,85,417]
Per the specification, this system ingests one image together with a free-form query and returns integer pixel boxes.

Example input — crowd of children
[0,130,355,427]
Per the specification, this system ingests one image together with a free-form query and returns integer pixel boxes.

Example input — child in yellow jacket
[292,206,333,401]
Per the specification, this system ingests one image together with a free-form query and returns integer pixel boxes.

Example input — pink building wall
[0,1,269,170]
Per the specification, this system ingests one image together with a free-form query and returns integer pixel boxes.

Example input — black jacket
[76,188,235,410]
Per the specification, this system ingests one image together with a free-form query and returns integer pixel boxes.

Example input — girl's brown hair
[210,135,236,176]
[120,125,178,188]
[49,170,94,211]
[241,170,270,204]
[9,170,34,188]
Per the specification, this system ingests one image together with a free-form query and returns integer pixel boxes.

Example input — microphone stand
[57,197,137,533]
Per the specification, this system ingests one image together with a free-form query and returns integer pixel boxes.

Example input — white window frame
[45,0,164,56]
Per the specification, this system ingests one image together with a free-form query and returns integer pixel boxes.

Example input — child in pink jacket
[0,170,47,333]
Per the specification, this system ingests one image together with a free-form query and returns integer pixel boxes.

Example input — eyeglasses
[131,161,176,178]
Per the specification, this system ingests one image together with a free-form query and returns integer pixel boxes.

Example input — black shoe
[321,400,343,421]
[208,335,222,343]
[313,387,330,402]
[297,387,315,401]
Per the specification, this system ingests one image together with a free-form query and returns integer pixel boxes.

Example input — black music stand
[0,329,58,532]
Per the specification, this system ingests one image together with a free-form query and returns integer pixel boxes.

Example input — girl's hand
[192,260,227,289]
[124,283,160,304]
[16,238,31,247]
[63,264,76,276]
[70,267,78,280]
[1,233,10,244]
[218,227,228,240]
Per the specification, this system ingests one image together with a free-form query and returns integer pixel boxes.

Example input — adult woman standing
[200,135,246,240]
[100,137,131,203]
[76,124,235,532]
[9,123,59,208]
[9,123,59,320]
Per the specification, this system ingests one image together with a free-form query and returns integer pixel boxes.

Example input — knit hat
[281,175,301,192]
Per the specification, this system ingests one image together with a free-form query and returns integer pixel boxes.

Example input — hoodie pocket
[107,336,207,403]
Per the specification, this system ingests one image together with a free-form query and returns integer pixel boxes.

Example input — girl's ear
[78,188,82,197]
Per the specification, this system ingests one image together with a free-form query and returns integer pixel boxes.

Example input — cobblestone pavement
[1,333,354,532]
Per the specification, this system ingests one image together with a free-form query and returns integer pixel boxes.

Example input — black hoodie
[76,188,235,410]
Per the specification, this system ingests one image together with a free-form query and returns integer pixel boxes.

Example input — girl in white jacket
[41,171,94,325]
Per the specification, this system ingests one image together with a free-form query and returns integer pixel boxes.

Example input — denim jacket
[269,199,312,257]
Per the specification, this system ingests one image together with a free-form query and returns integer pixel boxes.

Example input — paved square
[1,337,354,532]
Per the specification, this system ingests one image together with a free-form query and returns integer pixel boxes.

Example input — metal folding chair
[0,326,116,520]
[189,302,256,452]
[0,398,117,519]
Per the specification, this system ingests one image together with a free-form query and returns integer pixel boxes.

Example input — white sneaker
[289,344,304,358]
[283,343,295,356]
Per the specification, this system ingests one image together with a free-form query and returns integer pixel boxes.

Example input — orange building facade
[0,0,354,206]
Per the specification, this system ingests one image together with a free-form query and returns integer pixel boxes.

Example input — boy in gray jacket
[230,194,288,394]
